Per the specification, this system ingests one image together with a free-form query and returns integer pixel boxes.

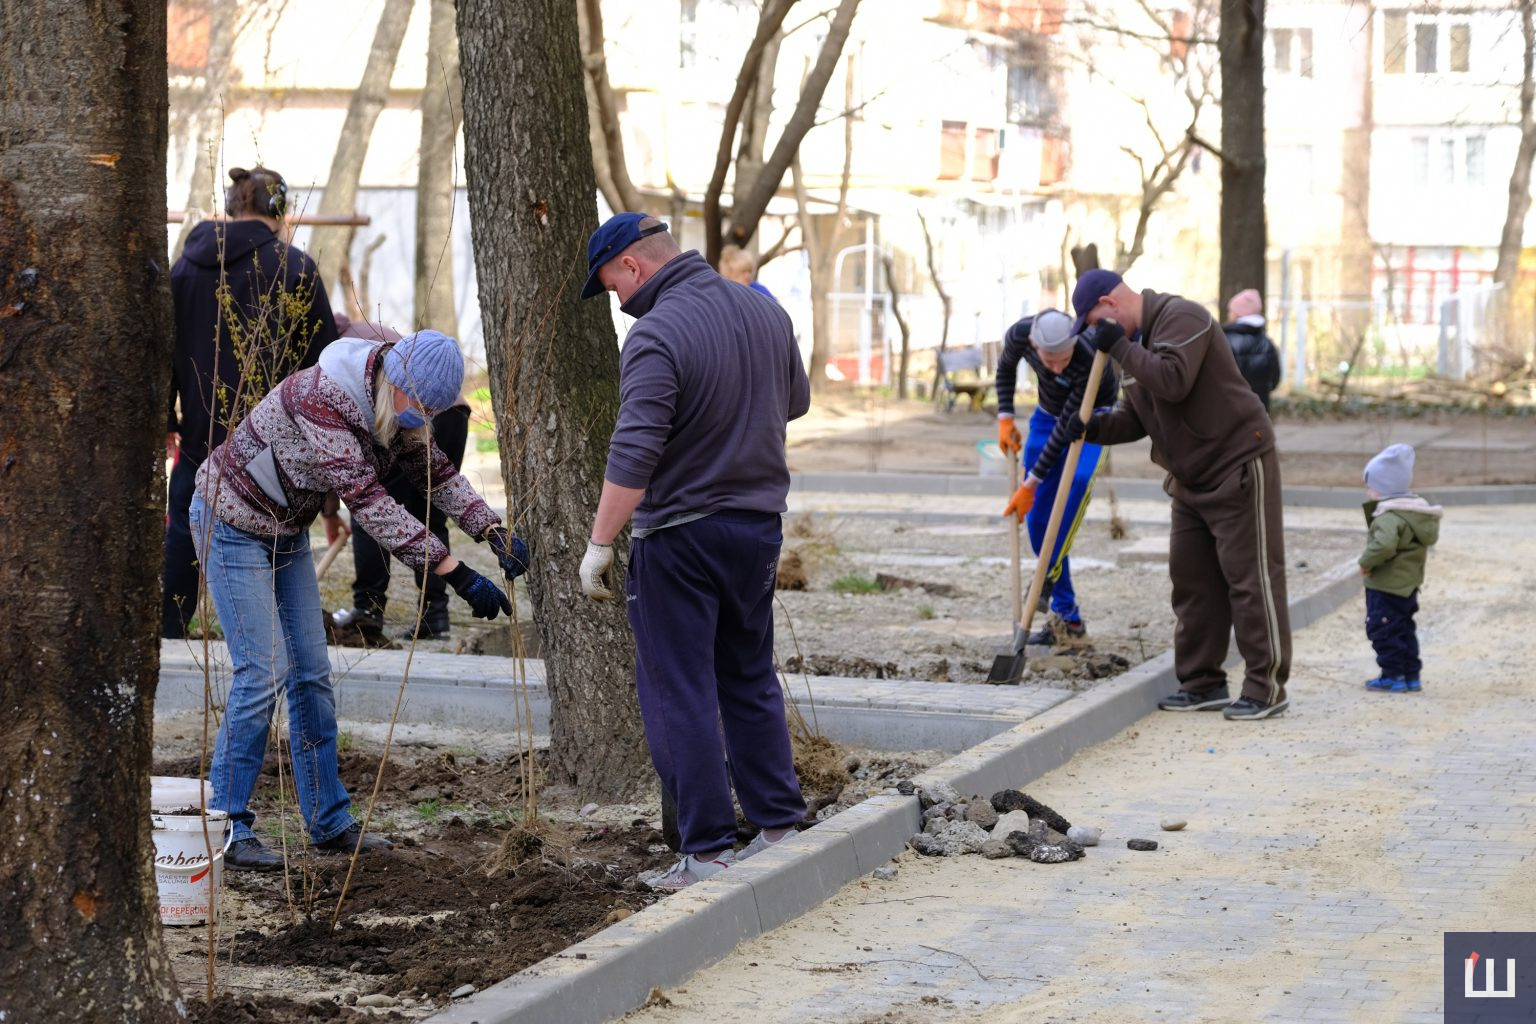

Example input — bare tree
[0,1,183,1019]
[313,0,416,303]
[1062,0,1217,273]
[1217,0,1266,309]
[917,208,954,399]
[577,0,646,214]
[790,58,857,395]
[705,0,863,266]
[459,0,650,798]
[172,0,240,259]
[883,252,914,398]
[1496,0,1536,290]
[414,0,461,335]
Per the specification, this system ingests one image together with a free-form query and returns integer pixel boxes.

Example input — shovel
[986,350,1109,684]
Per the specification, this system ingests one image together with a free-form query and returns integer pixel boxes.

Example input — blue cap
[384,330,463,413]
[1070,269,1124,335]
[581,213,669,299]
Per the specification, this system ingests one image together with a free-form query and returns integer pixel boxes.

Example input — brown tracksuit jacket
[1091,289,1291,705]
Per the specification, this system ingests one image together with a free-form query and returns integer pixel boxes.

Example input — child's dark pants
[1365,587,1421,681]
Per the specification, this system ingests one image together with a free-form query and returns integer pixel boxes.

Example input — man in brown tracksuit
[1066,269,1290,720]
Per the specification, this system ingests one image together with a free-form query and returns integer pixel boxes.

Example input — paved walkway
[622,505,1536,1024]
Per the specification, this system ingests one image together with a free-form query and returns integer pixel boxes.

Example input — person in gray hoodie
[1359,443,1442,693]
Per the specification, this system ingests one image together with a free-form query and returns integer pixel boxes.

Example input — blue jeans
[189,493,355,844]
[1024,406,1104,623]
[1365,587,1421,681]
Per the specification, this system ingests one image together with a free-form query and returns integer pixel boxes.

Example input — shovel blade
[986,651,1026,685]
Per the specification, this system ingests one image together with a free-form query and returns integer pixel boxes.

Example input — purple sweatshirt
[606,250,810,533]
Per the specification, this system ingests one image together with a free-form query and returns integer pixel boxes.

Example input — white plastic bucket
[150,776,231,927]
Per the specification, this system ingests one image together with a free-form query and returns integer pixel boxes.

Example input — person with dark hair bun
[164,165,338,638]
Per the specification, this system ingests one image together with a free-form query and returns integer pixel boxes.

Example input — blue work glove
[444,562,513,620]
[1086,319,1125,354]
[484,526,530,580]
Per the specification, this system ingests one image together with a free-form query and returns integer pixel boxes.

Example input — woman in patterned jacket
[189,329,528,870]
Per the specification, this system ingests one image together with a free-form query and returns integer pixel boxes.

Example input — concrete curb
[792,472,1536,507]
[427,558,1365,1024]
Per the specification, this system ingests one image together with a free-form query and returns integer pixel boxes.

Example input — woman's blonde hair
[373,372,432,448]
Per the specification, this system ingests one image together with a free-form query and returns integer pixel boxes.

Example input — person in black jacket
[163,165,338,638]
[995,309,1119,643]
[1222,288,1281,411]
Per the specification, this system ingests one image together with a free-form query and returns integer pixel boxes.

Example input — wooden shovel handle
[1017,350,1109,635]
[314,531,350,581]
[1009,451,1022,626]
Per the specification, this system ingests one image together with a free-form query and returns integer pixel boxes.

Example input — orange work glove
[997,415,1022,456]
[1003,478,1038,521]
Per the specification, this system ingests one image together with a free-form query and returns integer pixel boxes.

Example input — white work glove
[579,541,615,600]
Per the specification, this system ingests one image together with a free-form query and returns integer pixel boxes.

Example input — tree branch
[724,0,862,254]
[704,0,799,267]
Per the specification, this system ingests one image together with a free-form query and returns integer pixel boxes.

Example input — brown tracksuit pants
[1168,448,1291,704]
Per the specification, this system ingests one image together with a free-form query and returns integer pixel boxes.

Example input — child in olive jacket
[1359,444,1442,692]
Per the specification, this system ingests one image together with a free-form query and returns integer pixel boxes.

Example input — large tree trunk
[1218,0,1267,309]
[172,0,238,261]
[414,0,461,336]
[0,2,182,1021]
[313,0,415,304]
[459,0,650,799]
[1495,0,1536,288]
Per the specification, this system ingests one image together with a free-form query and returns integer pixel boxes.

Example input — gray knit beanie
[1363,443,1415,497]
[1030,309,1075,354]
[384,330,463,412]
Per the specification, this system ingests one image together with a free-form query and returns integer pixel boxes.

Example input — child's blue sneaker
[1365,676,1410,693]
[1403,677,1422,692]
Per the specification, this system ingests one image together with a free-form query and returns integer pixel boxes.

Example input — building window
[1466,134,1486,185]
[940,121,968,180]
[1384,12,1407,73]
[1409,133,1490,186]
[1450,23,1471,72]
[972,127,1000,181]
[679,0,699,69]
[1410,136,1429,185]
[1270,27,1313,78]
[1383,12,1472,75]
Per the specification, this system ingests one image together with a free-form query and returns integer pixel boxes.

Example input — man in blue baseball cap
[577,212,812,890]
[1062,269,1293,721]
[580,212,672,299]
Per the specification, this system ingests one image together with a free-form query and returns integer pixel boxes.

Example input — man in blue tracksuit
[578,214,810,891]
[995,309,1119,642]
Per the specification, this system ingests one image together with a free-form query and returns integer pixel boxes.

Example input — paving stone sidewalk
[621,505,1536,1024]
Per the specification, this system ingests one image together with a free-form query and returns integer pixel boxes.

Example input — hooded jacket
[1092,290,1274,492]
[196,337,499,574]
[1360,495,1443,597]
[169,219,338,464]
[1223,318,1281,408]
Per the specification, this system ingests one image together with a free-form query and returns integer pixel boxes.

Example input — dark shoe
[1222,695,1290,720]
[225,837,285,872]
[330,607,392,649]
[1157,685,1231,712]
[397,600,451,641]
[1026,617,1085,647]
[314,823,393,856]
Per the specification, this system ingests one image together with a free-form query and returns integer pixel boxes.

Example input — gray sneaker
[642,850,737,891]
[739,828,796,861]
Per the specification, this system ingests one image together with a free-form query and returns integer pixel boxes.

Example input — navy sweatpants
[626,510,806,855]
[1365,588,1421,681]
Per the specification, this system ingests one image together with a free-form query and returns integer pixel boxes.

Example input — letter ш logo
[1465,951,1517,999]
